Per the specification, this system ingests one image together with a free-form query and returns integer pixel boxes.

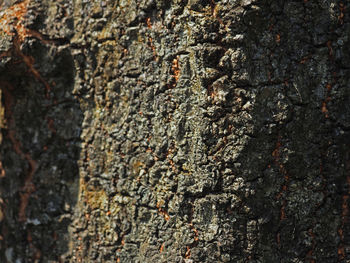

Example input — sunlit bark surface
[0,1,349,262]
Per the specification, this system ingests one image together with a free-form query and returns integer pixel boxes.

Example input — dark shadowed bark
[0,0,349,262]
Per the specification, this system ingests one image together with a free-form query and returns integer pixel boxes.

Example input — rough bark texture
[0,0,350,262]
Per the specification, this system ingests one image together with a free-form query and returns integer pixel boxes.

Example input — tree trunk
[0,0,349,262]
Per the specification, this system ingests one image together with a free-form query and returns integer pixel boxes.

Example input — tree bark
[0,0,349,262]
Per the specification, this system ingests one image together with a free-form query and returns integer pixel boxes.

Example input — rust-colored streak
[209,0,216,15]
[159,243,164,253]
[185,202,200,259]
[338,246,345,261]
[276,34,281,43]
[300,55,310,64]
[0,0,31,41]
[171,56,180,84]
[337,151,350,261]
[339,3,345,24]
[338,228,345,259]
[1,1,52,99]
[46,117,56,134]
[272,139,281,160]
[146,17,152,29]
[145,17,158,61]
[4,115,22,156]
[27,229,42,260]
[148,37,158,61]
[280,200,286,220]
[75,236,83,262]
[166,145,176,171]
[321,101,328,118]
[13,38,51,99]
[18,155,37,222]
[326,41,333,59]
[189,222,199,242]
[185,246,191,259]
[0,161,5,177]
[306,228,316,263]
[338,191,349,260]
[321,84,332,118]
[1,81,37,223]
[210,0,224,25]
[276,232,280,246]
[326,83,332,92]
[156,202,170,221]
